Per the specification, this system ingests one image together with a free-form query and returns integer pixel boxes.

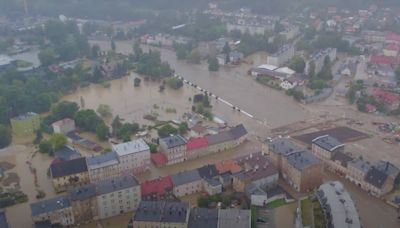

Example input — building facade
[50,157,89,192]
[171,169,202,197]
[52,118,76,135]
[267,44,295,67]
[160,135,187,165]
[30,196,75,226]
[87,152,121,183]
[112,139,150,174]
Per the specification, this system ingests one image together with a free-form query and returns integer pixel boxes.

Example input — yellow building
[50,157,90,192]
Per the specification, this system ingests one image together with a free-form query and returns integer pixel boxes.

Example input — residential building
[68,183,98,224]
[346,159,371,187]
[226,23,274,36]
[53,145,81,163]
[362,30,385,43]
[0,210,9,228]
[383,43,399,57]
[86,152,120,183]
[267,137,304,169]
[280,25,300,40]
[206,124,247,154]
[10,112,40,136]
[129,201,189,228]
[50,157,89,192]
[282,150,323,192]
[367,87,400,112]
[311,135,345,161]
[218,209,251,228]
[52,118,76,135]
[96,175,141,219]
[245,184,269,206]
[189,124,207,137]
[202,178,223,195]
[363,161,399,197]
[328,151,353,176]
[159,135,187,165]
[215,160,242,175]
[186,137,209,160]
[316,181,361,228]
[140,176,173,200]
[112,139,150,174]
[171,169,202,197]
[305,48,337,75]
[369,55,397,66]
[30,196,75,226]
[188,208,218,228]
[267,44,295,67]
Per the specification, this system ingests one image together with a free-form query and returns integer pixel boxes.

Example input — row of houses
[50,138,151,192]
[128,201,251,228]
[158,124,248,166]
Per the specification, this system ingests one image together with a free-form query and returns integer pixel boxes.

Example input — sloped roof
[187,137,209,151]
[50,157,88,178]
[171,169,201,186]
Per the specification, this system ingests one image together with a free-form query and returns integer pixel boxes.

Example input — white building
[86,152,121,183]
[280,25,300,40]
[96,175,141,219]
[52,118,76,134]
[267,44,295,67]
[305,48,337,75]
[112,139,150,174]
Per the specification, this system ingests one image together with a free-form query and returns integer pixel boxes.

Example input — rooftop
[51,118,75,127]
[218,209,251,228]
[86,151,119,170]
[187,137,209,151]
[286,151,321,171]
[171,169,202,186]
[160,135,187,149]
[375,160,400,177]
[50,157,88,178]
[348,159,371,173]
[268,138,304,156]
[188,208,218,228]
[150,152,168,166]
[112,138,150,157]
[331,151,353,167]
[215,160,242,174]
[30,196,71,217]
[312,135,344,152]
[96,175,139,195]
[68,183,97,201]
[54,145,81,162]
[133,201,189,223]
[197,164,219,179]
[364,167,388,189]
[141,176,173,197]
[228,124,248,140]
[317,181,361,228]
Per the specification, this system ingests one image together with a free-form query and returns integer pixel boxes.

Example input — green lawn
[301,198,313,226]
[266,199,287,208]
[313,201,325,228]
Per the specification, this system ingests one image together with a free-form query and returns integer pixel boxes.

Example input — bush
[0,124,12,149]
[167,77,183,90]
[157,124,178,138]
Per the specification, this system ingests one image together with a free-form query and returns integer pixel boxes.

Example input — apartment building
[112,139,150,174]
[160,135,187,165]
[68,184,98,224]
[266,44,295,67]
[305,48,337,75]
[311,135,345,161]
[30,196,75,226]
[86,152,120,182]
[171,169,203,197]
[50,157,89,192]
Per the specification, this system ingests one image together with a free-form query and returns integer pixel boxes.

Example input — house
[229,51,244,64]
[215,160,242,175]
[267,44,295,67]
[186,137,209,160]
[328,151,353,176]
[366,104,377,113]
[369,55,397,66]
[52,118,75,135]
[171,169,202,197]
[86,152,121,183]
[112,139,150,174]
[218,209,251,228]
[311,135,345,161]
[267,137,304,169]
[140,176,173,200]
[10,112,40,136]
[50,157,89,192]
[68,183,98,224]
[280,25,300,40]
[129,201,189,228]
[245,184,269,206]
[385,31,400,44]
[368,87,400,112]
[53,145,81,163]
[383,43,399,57]
[95,175,141,219]
[190,124,207,137]
[206,124,247,154]
[202,178,223,195]
[159,135,187,165]
[282,150,323,192]
[30,196,75,226]
[346,159,371,187]
[188,208,218,228]
[316,181,361,228]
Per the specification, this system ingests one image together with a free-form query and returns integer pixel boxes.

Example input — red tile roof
[186,137,208,151]
[369,55,397,65]
[215,160,242,174]
[140,176,173,197]
[385,32,400,43]
[190,124,206,134]
[369,87,399,105]
[385,43,399,51]
[150,152,168,166]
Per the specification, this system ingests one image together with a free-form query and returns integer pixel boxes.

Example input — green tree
[96,123,109,141]
[187,50,201,64]
[134,78,141,87]
[97,104,112,118]
[157,124,178,138]
[91,44,101,58]
[74,109,103,132]
[111,115,123,136]
[289,56,306,73]
[38,48,57,66]
[167,77,183,90]
[51,101,79,120]
[396,65,400,82]
[208,57,219,71]
[39,140,53,155]
[0,124,12,149]
[49,133,67,151]
[178,122,189,134]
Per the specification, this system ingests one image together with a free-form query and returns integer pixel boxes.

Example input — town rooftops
[215,160,242,174]
[187,137,209,151]
[68,183,97,201]
[188,207,218,228]
[171,169,201,186]
[369,55,397,65]
[206,131,233,145]
[348,159,371,173]
[385,43,399,51]
[141,176,173,197]
[365,167,388,189]
[197,164,219,179]
[112,138,149,157]
[12,112,38,120]
[133,201,189,223]
[86,151,119,170]
[309,48,336,61]
[271,44,293,57]
[268,138,303,156]
[50,157,88,178]
[160,135,186,149]
[317,181,361,228]
[30,195,71,216]
[228,124,248,140]
[312,135,344,152]
[218,209,251,228]
[51,118,74,127]
[375,160,400,177]
[54,145,81,162]
[96,175,139,195]
[331,151,353,167]
[286,151,321,171]
[385,31,400,43]
[205,177,222,187]
[368,87,399,105]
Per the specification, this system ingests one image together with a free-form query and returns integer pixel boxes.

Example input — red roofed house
[369,55,397,66]
[383,43,399,57]
[140,176,173,200]
[215,160,242,174]
[368,87,400,111]
[185,137,209,160]
[385,32,400,44]
[150,152,168,167]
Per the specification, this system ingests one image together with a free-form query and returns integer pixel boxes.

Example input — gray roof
[375,161,400,177]
[312,135,344,152]
[54,145,81,162]
[188,208,218,228]
[96,175,139,195]
[331,151,353,167]
[86,151,119,170]
[50,157,88,178]
[228,124,247,140]
[286,151,321,170]
[160,135,186,149]
[205,178,222,187]
[218,209,251,228]
[68,183,97,201]
[268,138,303,156]
[348,159,370,173]
[197,164,219,179]
[317,181,361,228]
[133,201,189,223]
[171,169,201,186]
[206,131,233,145]
[30,196,71,216]
[364,168,388,189]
